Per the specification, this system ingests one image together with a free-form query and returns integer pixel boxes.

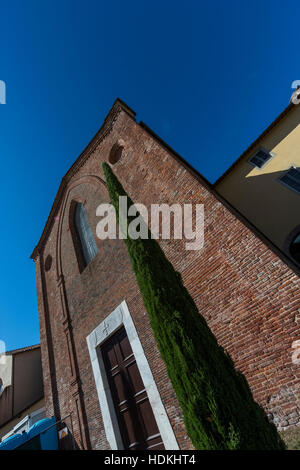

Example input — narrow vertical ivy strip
[102,162,285,450]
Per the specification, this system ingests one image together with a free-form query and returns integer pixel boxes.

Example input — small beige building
[215,96,300,265]
[0,345,45,441]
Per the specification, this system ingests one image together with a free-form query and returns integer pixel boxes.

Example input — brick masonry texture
[32,101,300,450]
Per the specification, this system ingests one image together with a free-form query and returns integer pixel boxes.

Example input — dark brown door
[101,326,165,450]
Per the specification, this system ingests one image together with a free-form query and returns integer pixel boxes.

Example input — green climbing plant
[102,161,285,450]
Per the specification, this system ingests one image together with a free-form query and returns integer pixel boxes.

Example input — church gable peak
[30,98,136,260]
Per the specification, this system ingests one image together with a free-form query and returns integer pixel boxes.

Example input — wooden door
[101,326,165,450]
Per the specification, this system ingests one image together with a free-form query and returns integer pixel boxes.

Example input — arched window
[289,232,300,264]
[109,140,125,164]
[74,203,98,268]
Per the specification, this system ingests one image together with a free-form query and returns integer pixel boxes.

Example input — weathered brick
[32,100,300,449]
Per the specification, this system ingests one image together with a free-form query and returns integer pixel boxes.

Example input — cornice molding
[30,98,136,260]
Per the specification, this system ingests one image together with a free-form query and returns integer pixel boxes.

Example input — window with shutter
[74,203,98,267]
[248,149,273,169]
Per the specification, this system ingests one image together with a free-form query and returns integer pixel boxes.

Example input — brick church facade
[31,99,300,450]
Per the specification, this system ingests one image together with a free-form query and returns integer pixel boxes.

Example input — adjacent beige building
[0,345,45,441]
[215,99,300,264]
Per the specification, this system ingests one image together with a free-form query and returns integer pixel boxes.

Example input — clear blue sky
[1,0,300,351]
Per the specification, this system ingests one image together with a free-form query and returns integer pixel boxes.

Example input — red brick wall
[33,103,300,450]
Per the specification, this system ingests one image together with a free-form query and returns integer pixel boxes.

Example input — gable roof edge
[30,98,136,260]
[214,102,295,185]
[5,344,41,356]
[31,99,300,281]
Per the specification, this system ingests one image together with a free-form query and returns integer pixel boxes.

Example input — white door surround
[86,300,179,450]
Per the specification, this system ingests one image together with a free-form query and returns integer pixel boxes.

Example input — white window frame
[248,147,275,169]
[278,165,300,194]
[86,300,179,450]
[1,407,46,440]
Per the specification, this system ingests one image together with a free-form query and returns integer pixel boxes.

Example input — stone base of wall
[280,426,300,450]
